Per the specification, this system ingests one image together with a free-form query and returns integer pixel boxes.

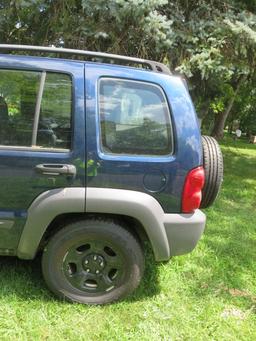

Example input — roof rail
[0,44,171,75]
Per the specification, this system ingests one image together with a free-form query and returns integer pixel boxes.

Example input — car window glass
[0,69,40,147]
[39,73,72,149]
[99,78,173,156]
[0,69,72,150]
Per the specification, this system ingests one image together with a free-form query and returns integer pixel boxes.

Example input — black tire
[42,219,144,305]
[200,135,223,208]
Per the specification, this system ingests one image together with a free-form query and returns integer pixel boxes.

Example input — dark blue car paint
[0,55,86,251]
[0,54,202,254]
[85,63,202,213]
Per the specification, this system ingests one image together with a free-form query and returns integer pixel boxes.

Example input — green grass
[0,136,255,340]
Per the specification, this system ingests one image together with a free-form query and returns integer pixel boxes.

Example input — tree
[0,0,256,140]
[165,1,256,139]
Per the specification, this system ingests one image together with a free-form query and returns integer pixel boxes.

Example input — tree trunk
[228,124,233,134]
[211,75,247,140]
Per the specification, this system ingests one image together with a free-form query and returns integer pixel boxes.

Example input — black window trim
[32,70,46,146]
[97,77,174,158]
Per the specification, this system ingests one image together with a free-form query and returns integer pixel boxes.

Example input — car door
[85,63,182,213]
[0,55,85,252]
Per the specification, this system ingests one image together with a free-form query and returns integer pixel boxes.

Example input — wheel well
[39,212,150,253]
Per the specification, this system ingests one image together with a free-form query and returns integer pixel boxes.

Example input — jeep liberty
[0,45,223,304]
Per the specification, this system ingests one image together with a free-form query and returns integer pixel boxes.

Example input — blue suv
[0,45,223,304]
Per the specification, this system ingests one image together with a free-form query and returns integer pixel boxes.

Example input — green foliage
[210,99,225,115]
[240,111,256,135]
[235,86,256,135]
[0,0,174,56]
[0,0,256,138]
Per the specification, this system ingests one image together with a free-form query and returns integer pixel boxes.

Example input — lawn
[0,136,255,340]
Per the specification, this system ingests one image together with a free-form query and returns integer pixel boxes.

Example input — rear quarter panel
[85,64,202,213]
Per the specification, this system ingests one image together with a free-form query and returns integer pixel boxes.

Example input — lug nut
[100,262,104,267]
[96,270,99,274]
[85,260,89,264]
[93,256,97,260]
[86,269,90,273]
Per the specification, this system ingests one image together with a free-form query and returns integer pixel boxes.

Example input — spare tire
[200,135,223,208]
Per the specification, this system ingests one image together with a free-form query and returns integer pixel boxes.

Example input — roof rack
[0,44,171,75]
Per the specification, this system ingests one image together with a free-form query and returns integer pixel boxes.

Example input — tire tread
[200,135,223,208]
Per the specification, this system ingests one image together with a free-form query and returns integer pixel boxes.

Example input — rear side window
[99,78,173,156]
[0,69,72,150]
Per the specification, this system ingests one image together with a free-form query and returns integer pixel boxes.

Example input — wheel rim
[62,240,125,294]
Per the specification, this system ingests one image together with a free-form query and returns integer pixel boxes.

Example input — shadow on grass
[0,255,54,302]
[126,243,161,303]
[205,223,255,283]
[221,134,256,151]
[0,243,161,303]
[223,150,256,181]
[185,224,256,309]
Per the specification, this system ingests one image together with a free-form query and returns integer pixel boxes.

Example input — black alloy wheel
[63,240,125,293]
[42,219,144,305]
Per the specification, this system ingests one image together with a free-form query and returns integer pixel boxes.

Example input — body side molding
[17,188,85,259]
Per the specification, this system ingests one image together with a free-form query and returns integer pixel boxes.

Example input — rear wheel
[200,135,223,208]
[42,219,144,305]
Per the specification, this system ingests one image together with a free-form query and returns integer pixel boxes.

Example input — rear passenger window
[0,69,72,150]
[99,78,172,156]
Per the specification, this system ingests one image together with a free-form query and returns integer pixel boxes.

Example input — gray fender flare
[17,188,85,259]
[17,187,170,261]
[86,188,170,260]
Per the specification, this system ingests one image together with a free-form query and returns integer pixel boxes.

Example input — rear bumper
[163,209,206,257]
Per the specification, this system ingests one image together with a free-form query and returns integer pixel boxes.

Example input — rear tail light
[182,166,205,213]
